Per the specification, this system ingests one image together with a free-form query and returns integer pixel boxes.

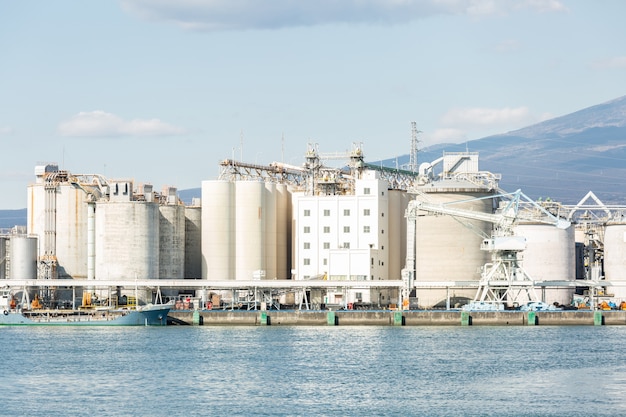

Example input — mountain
[0,209,27,228]
[390,95,626,205]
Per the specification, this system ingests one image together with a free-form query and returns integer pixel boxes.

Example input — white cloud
[58,111,187,137]
[592,56,626,70]
[120,0,567,31]
[441,106,532,128]
[424,128,468,144]
[0,126,13,135]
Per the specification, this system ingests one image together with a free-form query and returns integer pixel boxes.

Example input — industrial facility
[2,124,626,312]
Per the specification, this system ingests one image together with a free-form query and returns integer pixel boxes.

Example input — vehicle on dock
[0,288,172,326]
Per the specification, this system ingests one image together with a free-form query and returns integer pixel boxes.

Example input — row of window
[303,225,372,234]
[303,208,374,217]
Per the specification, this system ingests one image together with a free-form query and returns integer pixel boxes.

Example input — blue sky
[1,0,625,209]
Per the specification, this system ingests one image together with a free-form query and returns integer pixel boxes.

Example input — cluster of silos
[201,180,291,281]
[514,222,576,305]
[411,182,495,308]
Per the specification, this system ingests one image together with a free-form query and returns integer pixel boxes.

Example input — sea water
[1,325,625,416]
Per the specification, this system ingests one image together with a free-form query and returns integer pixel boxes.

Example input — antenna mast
[408,121,421,173]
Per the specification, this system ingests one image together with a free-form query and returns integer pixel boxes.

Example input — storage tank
[603,223,626,299]
[235,181,265,281]
[264,183,277,280]
[0,237,7,279]
[159,204,185,279]
[275,183,291,280]
[95,201,159,280]
[9,235,38,280]
[54,184,89,279]
[201,181,234,281]
[388,190,409,281]
[514,223,576,305]
[412,183,494,308]
[184,204,202,279]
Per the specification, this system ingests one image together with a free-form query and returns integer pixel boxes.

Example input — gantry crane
[404,189,571,307]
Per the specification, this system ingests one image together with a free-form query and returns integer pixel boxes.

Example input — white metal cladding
[201,180,234,281]
[413,188,494,308]
[235,181,265,280]
[603,224,626,299]
[9,235,37,280]
[159,204,185,279]
[184,206,202,279]
[514,223,576,305]
[95,201,159,280]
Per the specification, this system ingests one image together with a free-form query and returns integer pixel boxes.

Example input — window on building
[343,226,350,233]
[304,209,310,217]
[381,191,384,196]
[364,209,370,216]
[323,209,330,216]
[303,258,310,266]
[303,242,310,249]
[323,226,330,233]
[343,242,350,249]
[323,258,327,266]
[323,242,330,249]
[343,209,350,216]
[364,187,370,195]
[364,226,370,233]
[304,226,310,233]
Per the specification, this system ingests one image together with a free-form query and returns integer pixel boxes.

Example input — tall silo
[388,189,409,280]
[54,184,89,279]
[9,235,38,280]
[275,183,291,280]
[95,200,159,281]
[201,180,234,280]
[235,181,265,281]
[159,203,185,279]
[515,223,576,305]
[184,204,202,279]
[264,183,277,280]
[603,223,626,299]
[413,183,494,308]
[0,237,7,279]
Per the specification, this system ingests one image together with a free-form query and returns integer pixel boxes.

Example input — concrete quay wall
[168,310,626,326]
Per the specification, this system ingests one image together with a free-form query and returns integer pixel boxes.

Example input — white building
[293,170,408,307]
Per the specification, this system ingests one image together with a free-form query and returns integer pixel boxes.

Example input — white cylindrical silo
[413,185,494,308]
[275,183,291,280]
[603,224,626,299]
[235,181,265,281]
[54,184,89,279]
[201,181,234,280]
[515,223,576,305]
[9,235,38,280]
[0,237,7,279]
[184,205,202,279]
[159,204,185,279]
[95,201,159,280]
[264,182,277,280]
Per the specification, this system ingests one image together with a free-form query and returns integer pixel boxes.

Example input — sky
[1,0,625,209]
